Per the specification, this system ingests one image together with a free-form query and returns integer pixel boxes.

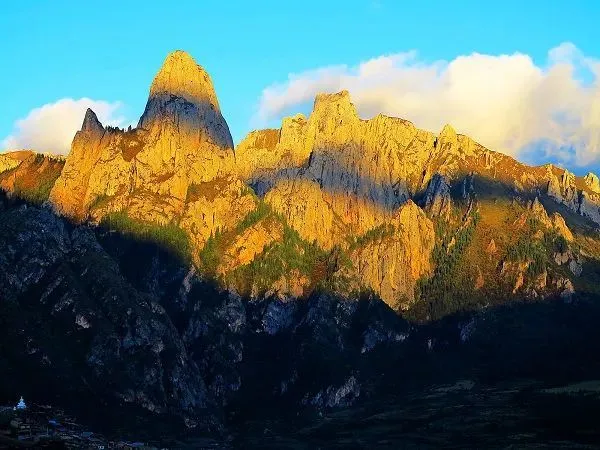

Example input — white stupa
[16,396,26,410]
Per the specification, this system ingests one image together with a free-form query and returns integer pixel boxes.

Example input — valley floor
[229,379,600,449]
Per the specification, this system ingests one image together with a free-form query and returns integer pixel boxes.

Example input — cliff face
[345,201,435,308]
[237,89,600,308]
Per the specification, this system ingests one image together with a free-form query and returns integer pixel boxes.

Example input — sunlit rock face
[238,91,438,249]
[138,50,234,150]
[0,151,33,174]
[345,201,435,309]
[49,51,253,252]
[0,153,63,204]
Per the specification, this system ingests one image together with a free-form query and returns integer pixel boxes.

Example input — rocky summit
[2,50,600,447]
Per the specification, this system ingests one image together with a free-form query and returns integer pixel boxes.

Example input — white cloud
[254,43,600,167]
[2,98,127,155]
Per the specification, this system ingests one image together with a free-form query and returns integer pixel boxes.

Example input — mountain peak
[311,90,358,122]
[439,123,457,139]
[148,50,220,111]
[137,50,233,148]
[81,108,104,134]
[584,171,600,193]
[314,90,352,106]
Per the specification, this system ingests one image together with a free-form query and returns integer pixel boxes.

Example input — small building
[16,397,26,410]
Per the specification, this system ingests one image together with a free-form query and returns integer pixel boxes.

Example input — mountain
[48,51,255,256]
[0,152,64,205]
[33,52,600,311]
[236,89,597,311]
[2,50,600,446]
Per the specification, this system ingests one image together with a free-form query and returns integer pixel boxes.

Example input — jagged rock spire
[584,172,600,193]
[147,50,221,111]
[311,90,358,121]
[137,50,233,148]
[81,108,104,134]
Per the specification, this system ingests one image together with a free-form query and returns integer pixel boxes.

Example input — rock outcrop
[346,201,435,309]
[584,172,600,193]
[249,91,440,249]
[0,151,33,173]
[0,152,64,204]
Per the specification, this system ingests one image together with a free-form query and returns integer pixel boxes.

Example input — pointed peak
[395,199,426,221]
[529,196,550,222]
[584,171,600,193]
[81,108,104,134]
[148,50,220,111]
[163,50,196,65]
[314,90,351,106]
[530,196,544,210]
[311,90,358,121]
[439,123,457,139]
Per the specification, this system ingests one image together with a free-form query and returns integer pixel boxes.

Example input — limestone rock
[529,197,551,226]
[139,50,233,149]
[235,113,309,195]
[181,177,257,253]
[218,217,284,275]
[551,212,574,242]
[545,167,582,215]
[528,197,573,242]
[347,200,435,309]
[0,151,32,174]
[584,172,600,193]
[579,190,600,224]
[49,51,243,255]
[258,91,439,249]
[569,259,583,277]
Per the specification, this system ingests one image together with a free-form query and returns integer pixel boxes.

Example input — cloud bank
[2,98,127,155]
[255,43,600,167]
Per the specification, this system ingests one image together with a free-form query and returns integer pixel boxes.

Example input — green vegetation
[347,223,395,250]
[505,235,547,276]
[199,200,273,276]
[199,199,329,292]
[89,194,113,210]
[229,223,326,295]
[236,200,271,232]
[408,211,480,321]
[100,210,190,262]
[554,234,569,253]
[198,227,224,276]
[13,176,56,205]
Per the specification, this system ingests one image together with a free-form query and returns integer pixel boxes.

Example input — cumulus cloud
[2,98,128,155]
[254,43,600,167]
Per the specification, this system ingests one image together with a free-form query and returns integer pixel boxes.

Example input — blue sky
[1,0,599,172]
